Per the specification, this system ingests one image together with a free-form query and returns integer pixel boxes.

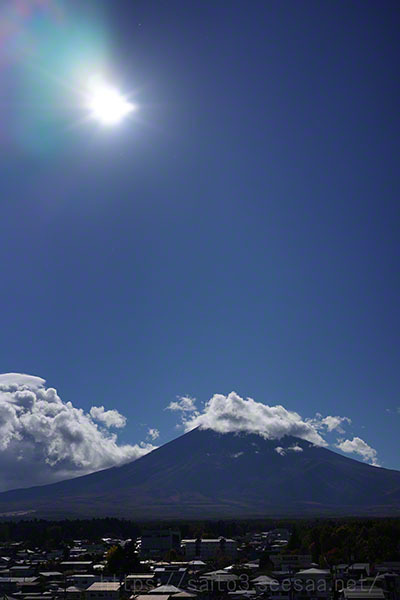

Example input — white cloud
[288,444,303,452]
[335,436,380,466]
[308,413,351,434]
[170,392,380,465]
[275,446,286,456]
[147,428,160,441]
[274,444,303,456]
[0,373,156,492]
[182,392,327,446]
[166,396,198,413]
[0,373,45,390]
[90,406,126,428]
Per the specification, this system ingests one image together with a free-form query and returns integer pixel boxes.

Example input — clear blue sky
[1,1,399,470]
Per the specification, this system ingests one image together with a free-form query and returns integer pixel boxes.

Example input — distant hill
[0,427,399,519]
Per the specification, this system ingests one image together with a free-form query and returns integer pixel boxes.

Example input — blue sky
[0,0,399,488]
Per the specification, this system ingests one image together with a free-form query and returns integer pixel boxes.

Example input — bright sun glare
[86,77,135,126]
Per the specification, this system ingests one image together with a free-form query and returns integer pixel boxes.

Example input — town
[0,520,399,600]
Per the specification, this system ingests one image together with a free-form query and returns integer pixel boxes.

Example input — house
[54,585,83,600]
[343,590,385,600]
[271,555,313,571]
[133,595,171,600]
[376,563,400,575]
[10,565,35,577]
[252,575,279,592]
[154,566,188,587]
[68,574,98,589]
[359,573,400,600]
[267,581,291,600]
[125,573,156,594]
[23,595,55,600]
[188,561,206,570]
[0,576,40,594]
[18,578,43,594]
[294,568,332,600]
[0,557,11,567]
[40,572,63,583]
[86,581,121,600]
[150,584,185,594]
[349,565,370,578]
[64,585,84,599]
[198,570,239,592]
[61,562,93,573]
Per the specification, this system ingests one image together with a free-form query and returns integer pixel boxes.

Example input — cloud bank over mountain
[174,391,327,446]
[168,391,379,466]
[0,373,156,492]
[0,375,381,492]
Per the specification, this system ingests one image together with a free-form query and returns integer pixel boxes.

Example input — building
[181,538,237,560]
[40,572,63,582]
[62,585,84,600]
[151,585,185,594]
[86,582,121,600]
[10,565,35,577]
[294,568,332,600]
[134,595,171,600]
[343,590,385,600]
[140,530,181,558]
[252,575,279,593]
[68,574,98,589]
[61,562,93,572]
[199,570,239,592]
[271,555,313,571]
[125,573,156,594]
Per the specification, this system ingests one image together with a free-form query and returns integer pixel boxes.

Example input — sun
[86,77,135,126]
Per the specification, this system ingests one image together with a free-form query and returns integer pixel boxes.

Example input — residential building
[61,562,93,572]
[125,573,156,594]
[271,555,313,571]
[86,581,121,600]
[294,568,332,600]
[68,574,98,589]
[182,538,237,560]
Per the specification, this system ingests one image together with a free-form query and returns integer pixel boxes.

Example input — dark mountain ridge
[0,427,399,519]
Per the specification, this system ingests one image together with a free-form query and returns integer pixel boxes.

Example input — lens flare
[86,77,134,126]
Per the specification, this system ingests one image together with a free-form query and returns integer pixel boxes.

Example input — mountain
[0,427,399,519]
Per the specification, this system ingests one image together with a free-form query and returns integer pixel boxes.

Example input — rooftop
[151,585,185,594]
[133,596,171,600]
[87,583,121,592]
[343,591,385,600]
[296,568,330,575]
[182,538,235,543]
